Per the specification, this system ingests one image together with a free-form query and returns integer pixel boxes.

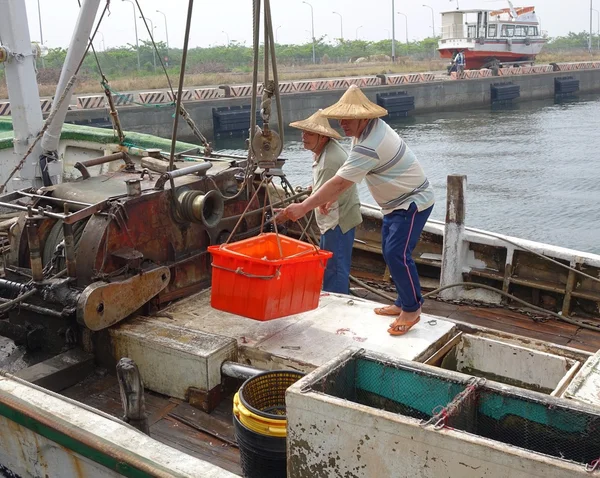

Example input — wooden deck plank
[62,372,117,402]
[150,417,242,476]
[568,328,600,353]
[455,306,579,334]
[61,373,242,475]
[446,309,575,346]
[169,401,237,446]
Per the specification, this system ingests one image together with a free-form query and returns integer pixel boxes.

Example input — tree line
[1,31,598,84]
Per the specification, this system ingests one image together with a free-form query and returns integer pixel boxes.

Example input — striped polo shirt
[336,118,435,215]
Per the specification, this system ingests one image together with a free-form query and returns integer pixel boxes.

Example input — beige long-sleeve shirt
[312,139,363,234]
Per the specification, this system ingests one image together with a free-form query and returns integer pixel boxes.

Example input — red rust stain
[352,337,367,343]
[336,328,351,335]
[69,448,86,478]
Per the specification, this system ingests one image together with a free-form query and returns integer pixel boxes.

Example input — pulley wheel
[252,127,282,167]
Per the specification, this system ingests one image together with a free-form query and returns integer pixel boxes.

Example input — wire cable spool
[42,218,88,273]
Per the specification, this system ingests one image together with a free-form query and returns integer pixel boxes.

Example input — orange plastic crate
[208,233,332,321]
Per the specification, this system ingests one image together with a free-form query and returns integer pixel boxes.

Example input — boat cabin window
[515,26,528,36]
[501,25,515,37]
[528,26,538,36]
[467,24,477,38]
[488,24,497,37]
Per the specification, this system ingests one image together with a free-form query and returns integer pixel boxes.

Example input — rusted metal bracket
[77,266,171,331]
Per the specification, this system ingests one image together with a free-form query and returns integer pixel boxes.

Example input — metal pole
[36,0,45,68]
[168,0,194,172]
[356,25,363,40]
[221,361,263,380]
[303,1,316,64]
[276,25,282,43]
[123,0,140,70]
[397,12,408,55]
[333,11,343,41]
[142,17,156,71]
[391,0,396,62]
[41,0,102,155]
[0,0,45,190]
[156,10,169,50]
[97,31,105,51]
[222,30,229,46]
[594,8,600,50]
[591,0,594,53]
[423,5,435,38]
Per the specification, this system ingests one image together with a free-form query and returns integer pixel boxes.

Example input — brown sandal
[374,305,402,317]
[387,316,420,336]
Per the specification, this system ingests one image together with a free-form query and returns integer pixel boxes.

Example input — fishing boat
[438,3,547,70]
[1,0,600,477]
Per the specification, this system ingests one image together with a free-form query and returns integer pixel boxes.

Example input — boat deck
[62,373,243,476]
[55,290,600,477]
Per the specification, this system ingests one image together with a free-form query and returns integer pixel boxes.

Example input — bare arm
[282,175,354,221]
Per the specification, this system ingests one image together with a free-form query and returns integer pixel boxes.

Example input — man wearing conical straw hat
[289,109,362,294]
[282,85,434,336]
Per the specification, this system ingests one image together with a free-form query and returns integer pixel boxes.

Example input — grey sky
[25,0,596,51]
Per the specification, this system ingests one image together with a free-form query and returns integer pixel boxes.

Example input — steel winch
[0,151,271,353]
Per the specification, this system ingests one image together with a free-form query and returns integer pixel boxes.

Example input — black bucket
[233,370,304,478]
[234,412,287,478]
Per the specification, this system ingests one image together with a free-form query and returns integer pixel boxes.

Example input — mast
[0,0,45,191]
[41,0,101,159]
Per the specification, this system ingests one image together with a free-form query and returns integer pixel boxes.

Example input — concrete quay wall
[64,69,600,142]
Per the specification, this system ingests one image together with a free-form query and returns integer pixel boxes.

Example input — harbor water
[215,94,600,255]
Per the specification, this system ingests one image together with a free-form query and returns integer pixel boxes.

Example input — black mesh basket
[239,370,304,419]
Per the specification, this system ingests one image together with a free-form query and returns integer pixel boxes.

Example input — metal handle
[154,162,213,190]
[74,152,133,179]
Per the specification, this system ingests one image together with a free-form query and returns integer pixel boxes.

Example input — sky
[22,0,598,51]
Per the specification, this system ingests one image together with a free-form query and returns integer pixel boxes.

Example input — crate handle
[212,264,281,280]
[285,249,321,260]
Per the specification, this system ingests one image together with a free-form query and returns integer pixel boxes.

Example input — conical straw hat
[321,85,388,119]
[289,109,342,139]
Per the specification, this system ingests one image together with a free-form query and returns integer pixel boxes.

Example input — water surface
[216,94,600,254]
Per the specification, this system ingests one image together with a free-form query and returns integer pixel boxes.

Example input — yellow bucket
[232,370,304,438]
[233,392,287,438]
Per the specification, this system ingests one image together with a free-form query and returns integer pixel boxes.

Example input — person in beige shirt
[289,110,362,294]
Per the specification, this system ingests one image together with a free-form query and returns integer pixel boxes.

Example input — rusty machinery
[0,151,305,353]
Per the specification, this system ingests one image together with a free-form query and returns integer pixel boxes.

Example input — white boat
[438,4,547,69]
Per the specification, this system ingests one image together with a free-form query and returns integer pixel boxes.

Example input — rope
[420,377,486,430]
[265,176,284,258]
[224,176,267,245]
[249,0,261,158]
[134,0,211,150]
[349,275,600,332]
[264,0,284,145]
[101,81,175,108]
